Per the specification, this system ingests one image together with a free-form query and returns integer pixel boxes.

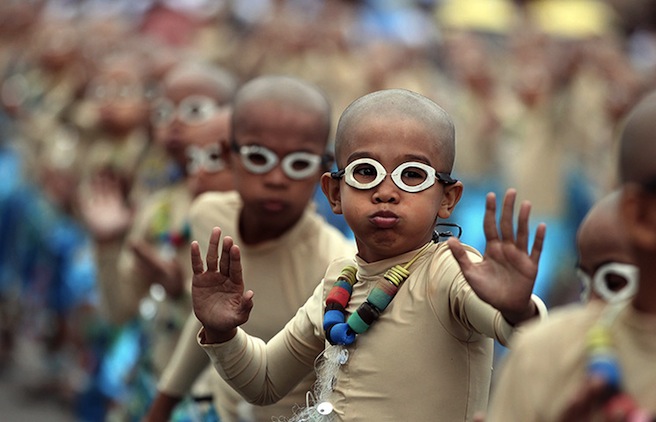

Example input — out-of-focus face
[151,74,228,170]
[577,216,638,303]
[184,107,234,197]
[231,99,328,238]
[87,65,149,135]
[325,113,461,263]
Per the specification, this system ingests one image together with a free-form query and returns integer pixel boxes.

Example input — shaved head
[335,89,455,170]
[619,91,656,185]
[232,75,332,144]
[577,190,631,269]
[164,61,238,105]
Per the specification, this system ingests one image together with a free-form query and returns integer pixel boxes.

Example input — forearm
[199,325,319,406]
[142,391,181,422]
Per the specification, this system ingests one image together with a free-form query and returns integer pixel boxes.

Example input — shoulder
[511,302,604,353]
[427,241,482,277]
[189,190,240,220]
[295,210,357,259]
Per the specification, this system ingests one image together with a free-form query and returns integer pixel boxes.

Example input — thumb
[447,237,473,273]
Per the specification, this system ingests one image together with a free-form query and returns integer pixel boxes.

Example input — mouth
[369,210,399,229]
[260,199,288,213]
[164,138,186,151]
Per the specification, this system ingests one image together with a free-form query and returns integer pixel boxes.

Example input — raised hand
[191,227,254,343]
[77,173,133,242]
[130,240,185,298]
[447,188,546,325]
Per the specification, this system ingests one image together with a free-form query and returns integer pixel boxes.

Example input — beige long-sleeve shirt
[158,190,356,421]
[487,301,656,421]
[200,241,547,422]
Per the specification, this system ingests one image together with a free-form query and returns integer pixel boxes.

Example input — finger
[530,223,547,265]
[499,188,517,242]
[190,241,205,275]
[482,192,499,242]
[516,200,531,252]
[447,237,474,274]
[228,244,243,285]
[206,227,222,272]
[219,236,234,276]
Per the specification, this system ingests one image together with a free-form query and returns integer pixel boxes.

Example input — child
[576,190,638,304]
[102,61,237,420]
[485,92,656,420]
[145,75,356,422]
[190,88,547,421]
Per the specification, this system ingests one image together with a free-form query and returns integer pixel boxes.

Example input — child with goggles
[108,61,236,421]
[146,75,355,422]
[576,191,638,304]
[190,88,548,421]
[487,93,656,421]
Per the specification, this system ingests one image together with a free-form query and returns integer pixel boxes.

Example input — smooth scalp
[334,89,456,170]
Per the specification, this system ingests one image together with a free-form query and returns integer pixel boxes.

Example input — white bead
[317,401,334,415]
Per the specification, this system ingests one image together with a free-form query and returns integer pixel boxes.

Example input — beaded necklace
[586,302,654,420]
[323,240,435,346]
[148,198,191,259]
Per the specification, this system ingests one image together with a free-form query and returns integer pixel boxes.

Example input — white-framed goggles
[232,141,331,180]
[185,144,226,174]
[151,95,219,127]
[577,262,639,303]
[331,157,457,193]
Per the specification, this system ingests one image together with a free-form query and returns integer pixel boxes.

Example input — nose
[262,163,289,188]
[372,176,398,203]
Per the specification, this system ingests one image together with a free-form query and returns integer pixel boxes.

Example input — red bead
[326,286,351,308]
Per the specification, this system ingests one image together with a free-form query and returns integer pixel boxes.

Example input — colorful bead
[322,243,434,347]
[323,310,345,331]
[326,286,351,309]
[347,311,370,334]
[367,284,396,311]
[329,322,356,346]
[587,354,622,391]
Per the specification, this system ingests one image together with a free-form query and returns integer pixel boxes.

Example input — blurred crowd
[1,0,655,420]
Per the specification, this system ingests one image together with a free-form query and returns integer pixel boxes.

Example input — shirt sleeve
[198,282,326,406]
[158,312,212,396]
[433,246,548,347]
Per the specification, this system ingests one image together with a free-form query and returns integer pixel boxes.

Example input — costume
[199,241,547,421]
[158,190,356,422]
[486,301,656,420]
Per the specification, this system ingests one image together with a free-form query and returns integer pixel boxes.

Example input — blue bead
[323,310,345,330]
[588,355,622,391]
[330,323,356,346]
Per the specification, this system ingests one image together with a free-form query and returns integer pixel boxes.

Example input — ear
[437,181,463,219]
[321,171,343,215]
[622,186,656,250]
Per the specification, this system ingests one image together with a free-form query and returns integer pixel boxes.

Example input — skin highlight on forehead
[619,91,656,184]
[577,191,631,268]
[231,75,332,145]
[335,89,456,170]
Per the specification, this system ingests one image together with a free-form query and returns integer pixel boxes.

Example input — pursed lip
[259,198,289,213]
[369,210,399,229]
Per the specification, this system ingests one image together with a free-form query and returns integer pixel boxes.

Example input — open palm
[448,189,546,324]
[191,227,254,342]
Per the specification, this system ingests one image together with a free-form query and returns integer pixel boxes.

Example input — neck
[238,209,299,245]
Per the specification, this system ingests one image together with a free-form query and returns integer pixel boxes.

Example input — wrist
[201,327,238,344]
[503,300,537,326]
